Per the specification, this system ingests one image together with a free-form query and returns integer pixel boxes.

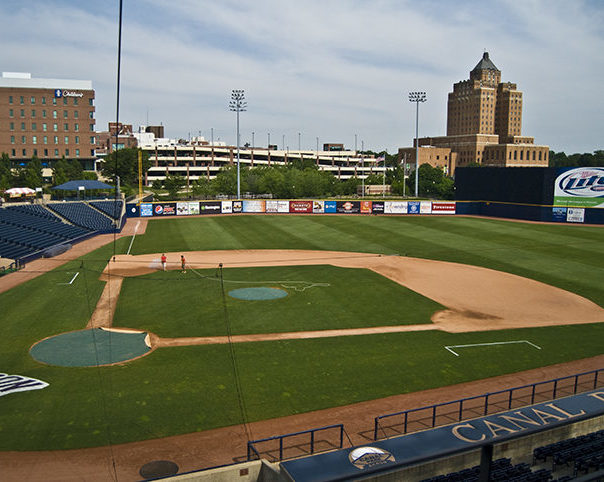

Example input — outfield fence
[374,368,604,441]
[247,424,344,462]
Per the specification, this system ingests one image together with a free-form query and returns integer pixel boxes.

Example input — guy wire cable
[217,263,253,443]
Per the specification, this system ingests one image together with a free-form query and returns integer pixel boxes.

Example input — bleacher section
[89,200,123,220]
[47,202,116,231]
[0,204,91,260]
[421,457,554,482]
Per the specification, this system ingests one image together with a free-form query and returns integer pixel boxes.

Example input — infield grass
[0,215,603,450]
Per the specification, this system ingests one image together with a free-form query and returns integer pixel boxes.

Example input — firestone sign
[54,89,84,98]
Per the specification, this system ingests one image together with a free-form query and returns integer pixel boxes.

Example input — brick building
[0,72,96,169]
[399,52,549,173]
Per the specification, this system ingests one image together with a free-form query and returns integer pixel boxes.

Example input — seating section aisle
[89,200,123,220]
[47,202,116,231]
[0,204,90,260]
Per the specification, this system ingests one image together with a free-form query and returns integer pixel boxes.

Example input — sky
[2,0,603,154]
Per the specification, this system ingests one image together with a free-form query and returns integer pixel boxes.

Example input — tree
[100,148,151,186]
[415,163,455,199]
[192,176,214,198]
[24,157,43,188]
[163,174,186,199]
[213,166,241,195]
[0,153,12,190]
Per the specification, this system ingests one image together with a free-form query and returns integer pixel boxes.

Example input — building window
[44,148,48,156]
[53,98,57,105]
[53,110,57,119]
[53,124,58,132]
[90,149,95,156]
[89,111,94,119]
[54,149,59,156]
[42,110,46,118]
[43,136,48,144]
[43,123,47,131]
[75,136,79,144]
[20,96,24,104]
[63,98,68,105]
[32,123,37,130]
[74,98,78,106]
[74,111,79,119]
[75,149,80,157]
[21,122,25,130]
[21,136,26,144]
[89,124,94,131]
[31,96,35,104]
[11,149,15,156]
[89,99,94,106]
[538,151,542,161]
[9,109,14,117]
[22,149,27,156]
[9,122,14,130]
[10,135,15,144]
[31,109,36,118]
[74,123,79,131]
[63,110,68,119]
[54,136,58,144]
[64,123,69,131]
[65,149,69,156]
[90,136,95,144]
[41,97,46,105]
[20,109,25,117]
[64,136,69,144]
[8,95,13,104]
[32,136,37,144]
[33,148,38,156]
[513,150,517,160]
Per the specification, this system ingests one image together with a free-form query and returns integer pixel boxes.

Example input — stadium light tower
[408,91,426,197]
[229,89,246,198]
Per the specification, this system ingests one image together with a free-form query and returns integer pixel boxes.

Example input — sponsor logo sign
[199,201,221,214]
[349,447,395,470]
[408,201,420,214]
[337,201,360,214]
[552,207,567,222]
[176,202,189,216]
[384,201,407,214]
[140,203,153,217]
[420,201,432,214]
[189,202,200,215]
[55,89,83,98]
[554,167,604,208]
[289,200,313,213]
[0,373,48,397]
[242,200,265,213]
[567,207,585,223]
[313,200,325,214]
[432,202,456,214]
[266,200,290,213]
[153,203,176,216]
[360,201,372,214]
[221,201,233,214]
[232,201,243,213]
[324,200,337,213]
[371,201,384,214]
[126,203,139,217]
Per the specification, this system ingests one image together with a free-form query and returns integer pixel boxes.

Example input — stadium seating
[89,200,123,220]
[46,202,116,231]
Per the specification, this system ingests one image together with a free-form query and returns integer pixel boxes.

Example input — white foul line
[58,272,79,286]
[126,220,140,255]
[444,340,542,357]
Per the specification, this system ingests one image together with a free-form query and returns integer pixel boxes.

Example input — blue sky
[3,0,603,154]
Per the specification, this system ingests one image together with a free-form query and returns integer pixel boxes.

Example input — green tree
[212,166,243,196]
[52,157,71,186]
[24,157,44,188]
[163,174,186,199]
[192,176,214,198]
[0,153,12,190]
[100,148,150,186]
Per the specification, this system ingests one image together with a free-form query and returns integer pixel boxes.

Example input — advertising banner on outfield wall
[313,200,324,213]
[408,201,420,214]
[266,200,290,213]
[325,201,337,213]
[126,203,139,217]
[384,201,407,214]
[199,202,221,214]
[140,203,153,217]
[176,202,190,216]
[221,201,233,214]
[153,203,176,216]
[420,201,432,214]
[242,200,265,213]
[431,202,456,214]
[232,201,243,213]
[289,200,313,213]
[189,202,200,215]
[552,207,567,222]
[360,201,372,214]
[371,201,384,214]
[554,167,604,208]
[337,201,360,213]
[567,207,585,223]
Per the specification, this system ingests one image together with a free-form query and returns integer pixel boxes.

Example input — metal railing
[247,423,344,462]
[374,368,603,441]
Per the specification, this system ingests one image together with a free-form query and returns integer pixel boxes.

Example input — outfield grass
[113,265,443,337]
[0,215,602,450]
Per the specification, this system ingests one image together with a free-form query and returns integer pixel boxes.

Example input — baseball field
[1,214,603,462]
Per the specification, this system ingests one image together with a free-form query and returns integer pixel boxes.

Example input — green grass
[113,265,443,337]
[0,215,602,450]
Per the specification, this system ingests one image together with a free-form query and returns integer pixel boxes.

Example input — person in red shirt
[181,255,186,273]
[161,253,167,271]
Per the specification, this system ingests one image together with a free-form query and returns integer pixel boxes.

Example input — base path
[96,250,604,347]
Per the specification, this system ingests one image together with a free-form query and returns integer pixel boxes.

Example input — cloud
[2,0,603,153]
